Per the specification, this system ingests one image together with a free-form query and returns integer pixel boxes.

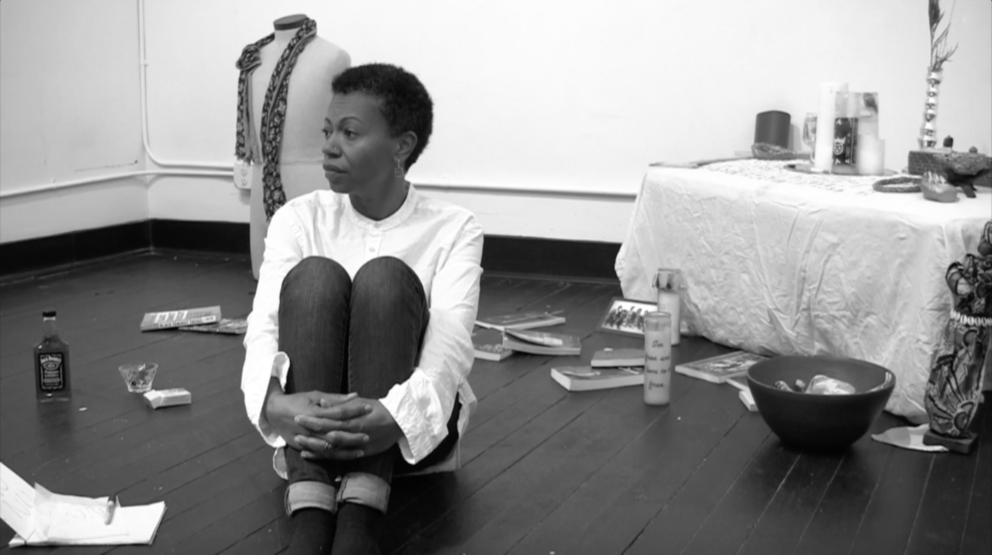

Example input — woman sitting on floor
[241,63,483,555]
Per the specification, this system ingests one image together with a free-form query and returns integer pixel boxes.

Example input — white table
[616,160,991,421]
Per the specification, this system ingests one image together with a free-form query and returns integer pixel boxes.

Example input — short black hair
[332,63,434,170]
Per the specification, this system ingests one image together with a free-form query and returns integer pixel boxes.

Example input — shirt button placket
[367,228,381,258]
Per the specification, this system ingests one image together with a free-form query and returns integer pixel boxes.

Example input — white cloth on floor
[871,424,948,453]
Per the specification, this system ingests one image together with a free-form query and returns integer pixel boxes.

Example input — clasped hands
[266,390,404,461]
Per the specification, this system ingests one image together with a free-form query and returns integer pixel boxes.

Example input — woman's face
[321,92,399,196]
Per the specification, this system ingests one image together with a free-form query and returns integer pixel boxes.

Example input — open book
[1,462,166,547]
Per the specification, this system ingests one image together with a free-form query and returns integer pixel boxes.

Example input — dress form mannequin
[246,14,350,279]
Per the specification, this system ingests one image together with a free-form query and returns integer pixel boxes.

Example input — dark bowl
[747,356,895,451]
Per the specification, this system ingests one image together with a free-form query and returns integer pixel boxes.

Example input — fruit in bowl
[747,355,895,451]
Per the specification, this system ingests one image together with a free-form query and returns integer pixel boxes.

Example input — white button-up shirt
[241,185,483,476]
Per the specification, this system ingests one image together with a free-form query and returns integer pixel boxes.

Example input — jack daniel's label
[38,353,65,390]
[832,117,859,168]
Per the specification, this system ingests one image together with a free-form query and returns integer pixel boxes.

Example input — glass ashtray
[119,363,158,393]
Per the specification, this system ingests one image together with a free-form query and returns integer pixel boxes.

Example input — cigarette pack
[143,388,192,409]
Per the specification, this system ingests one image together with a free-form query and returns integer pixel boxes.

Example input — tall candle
[813,82,848,172]
[856,137,885,175]
[655,268,682,346]
[643,312,672,406]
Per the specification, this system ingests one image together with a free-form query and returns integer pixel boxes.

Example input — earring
[394,157,405,178]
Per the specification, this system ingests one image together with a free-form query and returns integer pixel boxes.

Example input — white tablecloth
[616,161,991,421]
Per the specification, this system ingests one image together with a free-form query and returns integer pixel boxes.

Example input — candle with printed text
[644,312,672,406]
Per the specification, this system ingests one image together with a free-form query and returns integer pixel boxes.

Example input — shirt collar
[344,183,418,232]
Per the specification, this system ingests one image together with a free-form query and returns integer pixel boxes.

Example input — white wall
[0,0,148,243]
[3,0,991,244]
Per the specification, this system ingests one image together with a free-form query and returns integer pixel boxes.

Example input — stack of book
[472,311,568,361]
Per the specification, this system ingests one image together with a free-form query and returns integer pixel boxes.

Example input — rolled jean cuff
[337,472,391,514]
[285,480,338,516]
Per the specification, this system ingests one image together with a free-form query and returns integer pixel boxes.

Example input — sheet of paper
[2,462,167,547]
[9,502,168,547]
[35,484,130,541]
[0,462,38,541]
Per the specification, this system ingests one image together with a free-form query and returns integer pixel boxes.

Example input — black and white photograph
[597,297,657,337]
[1,0,989,553]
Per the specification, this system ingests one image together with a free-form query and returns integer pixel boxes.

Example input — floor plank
[904,412,983,555]
[1,252,989,555]
[679,435,800,555]
[961,403,991,555]
[538,381,746,555]
[847,415,935,555]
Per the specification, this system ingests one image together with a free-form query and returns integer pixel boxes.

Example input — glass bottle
[35,310,72,402]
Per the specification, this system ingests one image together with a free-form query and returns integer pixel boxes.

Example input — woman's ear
[395,131,418,165]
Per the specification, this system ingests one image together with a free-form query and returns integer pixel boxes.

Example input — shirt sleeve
[380,216,484,464]
[241,209,305,448]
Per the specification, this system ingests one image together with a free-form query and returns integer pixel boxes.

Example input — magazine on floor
[140,306,221,332]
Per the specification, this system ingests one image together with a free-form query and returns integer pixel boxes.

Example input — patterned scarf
[234,18,317,220]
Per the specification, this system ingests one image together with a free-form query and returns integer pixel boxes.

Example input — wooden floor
[0,251,989,555]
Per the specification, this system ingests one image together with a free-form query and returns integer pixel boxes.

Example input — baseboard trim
[150,220,250,254]
[1,220,620,282]
[0,221,151,278]
[482,236,620,281]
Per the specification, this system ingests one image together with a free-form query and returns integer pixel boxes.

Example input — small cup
[119,363,158,393]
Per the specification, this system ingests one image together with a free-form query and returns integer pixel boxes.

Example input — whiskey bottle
[35,310,72,402]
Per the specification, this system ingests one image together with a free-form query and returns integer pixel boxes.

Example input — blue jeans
[279,256,460,506]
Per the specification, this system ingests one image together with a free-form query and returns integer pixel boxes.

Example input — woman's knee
[354,256,410,281]
[280,256,351,308]
[352,257,424,306]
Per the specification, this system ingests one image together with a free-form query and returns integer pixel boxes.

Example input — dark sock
[286,508,336,554]
[332,503,383,555]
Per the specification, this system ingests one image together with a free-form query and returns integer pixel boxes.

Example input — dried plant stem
[929,0,958,71]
